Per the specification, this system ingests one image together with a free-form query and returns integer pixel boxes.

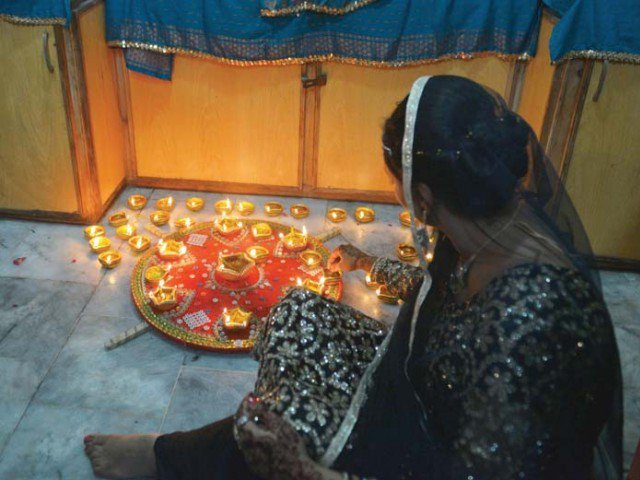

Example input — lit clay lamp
[214,215,243,237]
[222,307,252,332]
[399,210,411,228]
[149,280,178,311]
[280,226,308,252]
[396,242,418,262]
[290,204,309,219]
[246,245,269,263]
[251,222,272,240]
[174,217,196,230]
[376,285,399,305]
[156,196,175,212]
[296,276,325,295]
[84,225,104,240]
[186,197,205,212]
[108,211,128,227]
[214,198,234,215]
[264,201,283,216]
[322,268,342,285]
[327,208,347,223]
[299,250,323,269]
[236,201,255,216]
[98,250,122,269]
[355,207,375,223]
[145,265,168,284]
[127,194,147,210]
[157,239,187,260]
[128,235,151,253]
[216,252,255,282]
[116,224,136,240]
[89,236,111,253]
[150,210,171,226]
[364,273,379,289]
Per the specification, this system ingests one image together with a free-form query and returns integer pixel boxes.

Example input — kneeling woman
[85,75,622,480]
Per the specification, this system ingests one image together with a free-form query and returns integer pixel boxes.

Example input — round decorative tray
[131,220,342,352]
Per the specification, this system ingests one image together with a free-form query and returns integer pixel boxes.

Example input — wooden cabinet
[0,1,127,223]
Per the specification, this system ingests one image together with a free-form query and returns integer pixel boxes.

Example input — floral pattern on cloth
[369,257,425,301]
[250,288,388,460]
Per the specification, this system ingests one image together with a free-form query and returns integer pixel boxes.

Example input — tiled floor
[0,187,638,478]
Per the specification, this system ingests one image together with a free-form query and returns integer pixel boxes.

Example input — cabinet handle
[42,31,55,73]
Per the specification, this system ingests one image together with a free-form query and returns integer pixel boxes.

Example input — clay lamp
[214,215,243,236]
[222,307,252,332]
[236,201,255,216]
[174,217,196,230]
[144,265,168,284]
[84,225,104,240]
[89,236,111,253]
[264,201,283,216]
[128,235,151,253]
[290,204,309,219]
[364,273,379,289]
[216,252,255,281]
[322,268,342,285]
[186,197,204,212]
[127,194,147,210]
[327,208,347,223]
[214,198,234,215]
[280,226,308,252]
[98,250,122,269]
[246,245,269,263]
[376,285,399,305]
[396,243,418,262]
[157,239,187,260]
[116,224,136,240]
[355,207,375,223]
[299,250,323,269]
[296,277,325,295]
[149,279,178,311]
[399,210,411,228]
[108,211,128,227]
[155,196,175,212]
[150,210,170,226]
[251,222,272,240]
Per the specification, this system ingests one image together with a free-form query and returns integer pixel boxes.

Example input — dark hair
[383,75,533,218]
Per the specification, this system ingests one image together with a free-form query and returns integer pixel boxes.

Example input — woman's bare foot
[84,433,159,479]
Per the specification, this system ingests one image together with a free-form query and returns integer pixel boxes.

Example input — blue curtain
[106,0,541,80]
[0,0,70,25]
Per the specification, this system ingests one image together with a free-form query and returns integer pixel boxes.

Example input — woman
[85,75,622,479]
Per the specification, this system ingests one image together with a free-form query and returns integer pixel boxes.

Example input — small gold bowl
[156,196,175,212]
[127,194,147,210]
[251,222,272,239]
[355,207,375,223]
[399,210,411,228]
[157,239,187,260]
[214,217,243,236]
[322,268,342,285]
[116,224,136,240]
[264,201,283,216]
[281,228,308,252]
[222,307,253,332]
[327,208,347,223]
[290,204,309,219]
[89,236,111,253]
[150,210,170,226]
[297,277,324,295]
[214,199,234,215]
[299,250,323,268]
[246,245,269,262]
[365,273,379,289]
[108,211,128,227]
[98,250,122,269]
[396,242,418,262]
[128,235,151,253]
[174,217,196,230]
[149,282,178,311]
[84,225,104,240]
[145,265,168,283]
[237,201,255,216]
[376,285,399,304]
[216,252,255,281]
[186,197,205,212]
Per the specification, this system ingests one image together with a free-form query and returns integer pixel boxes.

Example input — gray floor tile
[161,366,256,433]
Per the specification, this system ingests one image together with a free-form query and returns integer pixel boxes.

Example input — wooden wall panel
[517,12,556,138]
[565,63,640,259]
[79,3,127,204]
[316,59,513,193]
[129,59,301,187]
[0,22,78,212]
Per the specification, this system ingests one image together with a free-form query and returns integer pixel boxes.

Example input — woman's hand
[328,245,376,273]
[235,395,322,480]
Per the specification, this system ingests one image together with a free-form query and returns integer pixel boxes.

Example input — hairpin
[465,130,473,138]
[435,148,443,156]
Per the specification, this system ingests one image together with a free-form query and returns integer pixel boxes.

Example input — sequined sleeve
[368,257,424,301]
